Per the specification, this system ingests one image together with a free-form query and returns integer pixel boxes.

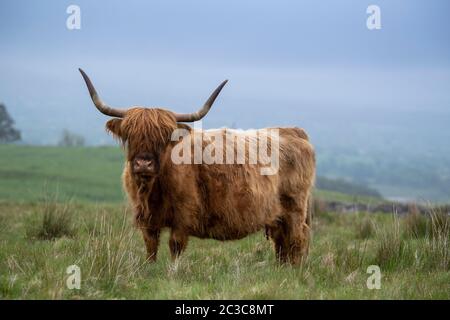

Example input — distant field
[0,145,124,202]
[0,145,379,204]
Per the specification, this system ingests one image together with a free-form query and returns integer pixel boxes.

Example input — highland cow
[79,69,315,265]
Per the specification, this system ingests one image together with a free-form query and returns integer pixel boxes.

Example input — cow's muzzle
[132,154,158,178]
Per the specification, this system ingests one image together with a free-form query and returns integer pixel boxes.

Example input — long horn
[174,80,228,122]
[79,68,127,118]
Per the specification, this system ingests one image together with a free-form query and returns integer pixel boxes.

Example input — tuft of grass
[421,208,450,271]
[374,209,449,272]
[403,210,429,238]
[79,211,146,289]
[356,217,376,239]
[26,197,76,241]
[429,208,450,239]
[374,216,414,270]
[402,206,449,241]
[337,241,368,272]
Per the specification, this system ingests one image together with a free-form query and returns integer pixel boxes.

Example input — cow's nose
[133,158,154,174]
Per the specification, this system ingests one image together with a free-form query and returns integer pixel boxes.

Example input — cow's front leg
[141,227,160,263]
[169,229,188,260]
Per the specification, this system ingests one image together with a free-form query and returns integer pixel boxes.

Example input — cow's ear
[106,118,123,138]
[177,123,192,132]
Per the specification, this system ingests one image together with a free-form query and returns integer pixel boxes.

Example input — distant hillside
[315,176,382,199]
[316,145,450,203]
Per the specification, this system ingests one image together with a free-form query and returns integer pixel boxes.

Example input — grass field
[0,145,124,202]
[0,145,449,299]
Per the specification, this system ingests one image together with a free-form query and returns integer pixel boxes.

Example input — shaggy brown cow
[79,69,315,265]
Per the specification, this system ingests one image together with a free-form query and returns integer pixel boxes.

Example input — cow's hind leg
[288,213,310,265]
[169,229,188,260]
[280,192,311,265]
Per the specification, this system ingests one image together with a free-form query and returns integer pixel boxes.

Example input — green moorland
[0,145,124,203]
[0,145,449,299]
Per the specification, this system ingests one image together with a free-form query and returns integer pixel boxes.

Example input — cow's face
[106,108,177,179]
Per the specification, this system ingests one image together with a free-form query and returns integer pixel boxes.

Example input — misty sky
[0,0,449,145]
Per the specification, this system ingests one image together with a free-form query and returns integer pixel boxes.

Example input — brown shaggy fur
[106,108,316,265]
